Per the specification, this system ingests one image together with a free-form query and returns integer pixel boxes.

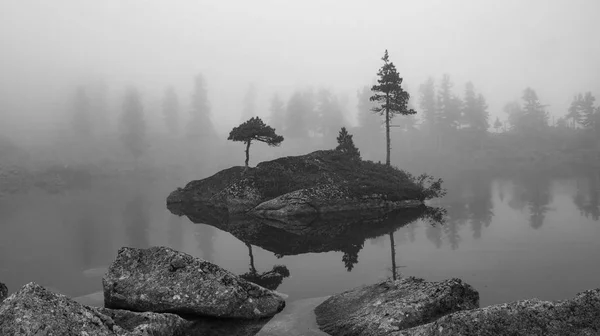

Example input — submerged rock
[314,277,479,336]
[0,282,188,336]
[400,288,600,336]
[167,150,431,215]
[103,246,286,319]
[0,282,7,303]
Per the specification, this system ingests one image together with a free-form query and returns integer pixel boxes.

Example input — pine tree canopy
[228,117,284,146]
[370,50,416,118]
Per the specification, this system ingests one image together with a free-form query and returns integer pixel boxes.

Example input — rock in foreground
[400,288,600,336]
[0,282,7,303]
[0,282,188,336]
[314,277,479,336]
[103,246,285,319]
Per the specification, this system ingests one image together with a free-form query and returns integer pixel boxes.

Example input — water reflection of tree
[341,242,363,272]
[573,171,600,221]
[122,192,149,248]
[240,243,290,291]
[194,224,216,262]
[509,173,553,229]
[467,174,494,239]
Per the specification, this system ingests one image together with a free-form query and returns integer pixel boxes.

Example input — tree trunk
[390,232,397,280]
[246,243,256,274]
[385,97,391,166]
[245,140,251,167]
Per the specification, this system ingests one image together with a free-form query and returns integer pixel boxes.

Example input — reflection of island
[240,243,290,291]
[167,202,444,272]
[509,172,553,229]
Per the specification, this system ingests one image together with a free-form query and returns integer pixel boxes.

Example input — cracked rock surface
[314,277,479,336]
[103,246,286,319]
[0,282,188,336]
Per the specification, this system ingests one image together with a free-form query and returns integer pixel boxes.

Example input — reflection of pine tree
[341,241,363,272]
[573,172,600,221]
[467,175,494,239]
[426,224,443,249]
[240,243,290,291]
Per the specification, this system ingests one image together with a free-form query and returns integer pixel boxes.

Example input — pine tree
[162,86,179,135]
[419,77,437,131]
[567,94,583,128]
[370,50,416,165]
[521,87,548,132]
[187,73,216,140]
[335,127,360,160]
[579,92,596,130]
[268,93,285,133]
[437,74,461,131]
[228,117,284,167]
[120,87,147,162]
[494,117,502,133]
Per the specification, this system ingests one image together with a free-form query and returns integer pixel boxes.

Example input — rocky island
[166,149,445,218]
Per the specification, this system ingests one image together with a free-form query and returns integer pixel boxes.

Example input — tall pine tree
[370,50,415,165]
[419,77,438,132]
[120,87,147,163]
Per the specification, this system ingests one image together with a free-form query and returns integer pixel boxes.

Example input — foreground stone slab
[103,246,286,319]
[400,288,600,336]
[0,282,188,336]
[314,277,479,336]
[0,282,7,303]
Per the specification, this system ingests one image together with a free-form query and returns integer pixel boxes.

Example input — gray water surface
[1,171,599,307]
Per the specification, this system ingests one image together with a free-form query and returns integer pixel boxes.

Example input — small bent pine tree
[335,127,361,160]
[228,117,284,167]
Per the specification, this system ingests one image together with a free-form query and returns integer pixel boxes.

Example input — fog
[2,0,599,139]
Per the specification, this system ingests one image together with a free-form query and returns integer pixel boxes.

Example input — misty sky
[1,0,599,136]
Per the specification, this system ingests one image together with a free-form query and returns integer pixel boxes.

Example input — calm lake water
[1,170,599,307]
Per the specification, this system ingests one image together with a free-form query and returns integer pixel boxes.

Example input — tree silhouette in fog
[186,74,216,140]
[228,117,284,167]
[466,174,494,239]
[370,50,416,166]
[316,88,346,146]
[240,243,290,291]
[284,89,316,139]
[573,171,600,221]
[122,192,149,248]
[268,93,285,134]
[162,86,180,136]
[119,87,147,163]
[510,173,553,229]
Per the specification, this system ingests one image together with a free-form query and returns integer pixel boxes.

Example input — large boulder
[0,282,7,303]
[400,288,600,336]
[0,282,188,336]
[103,246,286,319]
[314,277,479,336]
[167,150,431,215]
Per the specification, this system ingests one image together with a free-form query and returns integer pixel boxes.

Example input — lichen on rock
[314,277,479,336]
[0,282,188,336]
[399,288,600,336]
[103,246,286,319]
